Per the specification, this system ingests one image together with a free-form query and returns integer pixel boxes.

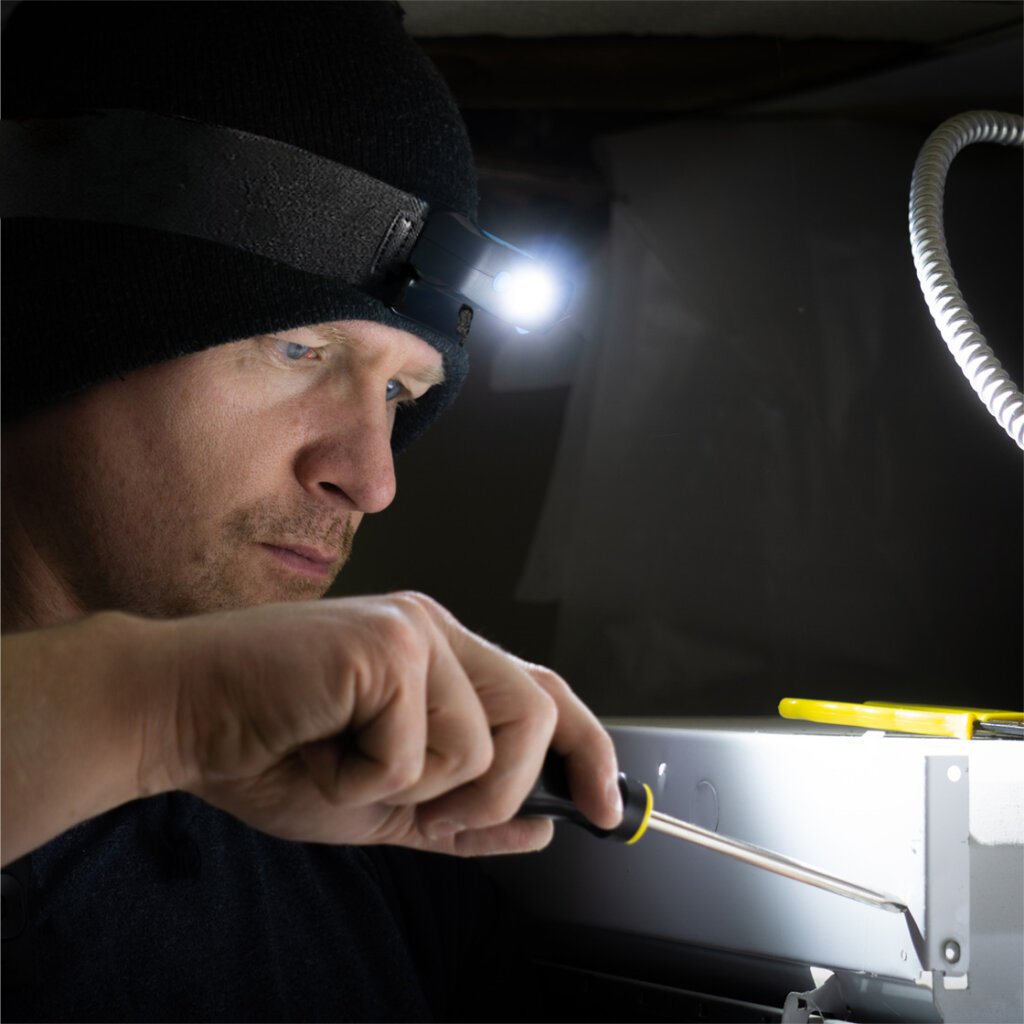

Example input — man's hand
[155,592,621,856]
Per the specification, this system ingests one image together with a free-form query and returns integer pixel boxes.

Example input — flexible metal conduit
[909,110,1024,450]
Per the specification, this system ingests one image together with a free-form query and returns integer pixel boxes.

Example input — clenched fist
[148,592,622,856]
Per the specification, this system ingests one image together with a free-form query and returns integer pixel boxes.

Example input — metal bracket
[923,755,970,975]
[782,973,847,1023]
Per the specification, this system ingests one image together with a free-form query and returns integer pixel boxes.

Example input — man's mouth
[260,542,337,580]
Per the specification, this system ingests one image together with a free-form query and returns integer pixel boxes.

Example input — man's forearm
[2,595,624,863]
[1,613,179,865]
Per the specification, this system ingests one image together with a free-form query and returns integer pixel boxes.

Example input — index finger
[405,593,622,833]
[526,663,622,831]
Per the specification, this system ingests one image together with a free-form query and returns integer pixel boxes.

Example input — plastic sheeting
[517,118,1022,715]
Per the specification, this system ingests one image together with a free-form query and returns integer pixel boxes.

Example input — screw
[943,940,961,964]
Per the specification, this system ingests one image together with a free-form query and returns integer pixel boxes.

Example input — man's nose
[293,403,397,514]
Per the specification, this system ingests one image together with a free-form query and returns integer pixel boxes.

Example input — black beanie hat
[1,1,477,449]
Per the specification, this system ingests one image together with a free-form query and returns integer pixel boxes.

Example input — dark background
[333,1,1023,715]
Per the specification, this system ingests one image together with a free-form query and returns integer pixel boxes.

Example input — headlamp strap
[0,109,428,288]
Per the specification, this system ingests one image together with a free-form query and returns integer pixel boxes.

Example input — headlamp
[396,212,571,338]
[0,110,571,344]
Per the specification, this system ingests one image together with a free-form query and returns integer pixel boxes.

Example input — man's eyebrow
[408,363,446,388]
[312,323,446,387]
[312,323,356,347]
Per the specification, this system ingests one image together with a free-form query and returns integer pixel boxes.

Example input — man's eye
[269,337,321,362]
[385,379,406,403]
[279,341,317,361]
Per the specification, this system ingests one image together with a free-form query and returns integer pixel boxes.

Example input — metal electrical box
[489,720,1023,1023]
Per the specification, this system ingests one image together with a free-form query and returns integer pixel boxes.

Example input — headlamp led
[397,212,571,339]
[0,110,571,344]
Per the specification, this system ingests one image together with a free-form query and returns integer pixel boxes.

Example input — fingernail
[426,820,463,840]
[607,779,623,821]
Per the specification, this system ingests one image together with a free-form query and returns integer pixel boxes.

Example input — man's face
[4,320,444,618]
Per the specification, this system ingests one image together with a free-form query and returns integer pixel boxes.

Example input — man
[1,3,621,1019]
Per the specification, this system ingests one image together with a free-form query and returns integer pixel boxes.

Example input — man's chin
[163,567,339,617]
[257,575,336,605]
[235,563,340,608]
[161,539,351,615]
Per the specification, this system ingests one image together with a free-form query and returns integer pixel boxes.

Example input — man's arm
[2,593,622,866]
[1,611,181,864]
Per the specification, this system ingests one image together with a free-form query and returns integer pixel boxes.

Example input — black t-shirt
[2,793,521,1022]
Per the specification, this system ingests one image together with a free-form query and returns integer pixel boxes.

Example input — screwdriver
[519,752,907,915]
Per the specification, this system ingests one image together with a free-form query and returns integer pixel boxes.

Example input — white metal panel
[493,719,1021,999]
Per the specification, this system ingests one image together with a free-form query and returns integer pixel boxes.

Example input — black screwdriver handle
[518,751,653,844]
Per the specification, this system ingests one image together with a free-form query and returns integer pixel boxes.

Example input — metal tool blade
[647,808,908,914]
[976,719,1024,738]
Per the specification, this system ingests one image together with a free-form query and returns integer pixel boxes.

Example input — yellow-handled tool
[779,698,1024,739]
[520,752,907,913]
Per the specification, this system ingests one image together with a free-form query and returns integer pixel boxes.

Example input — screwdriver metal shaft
[520,753,908,915]
[646,807,908,914]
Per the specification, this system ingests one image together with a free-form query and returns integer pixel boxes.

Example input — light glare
[494,264,559,326]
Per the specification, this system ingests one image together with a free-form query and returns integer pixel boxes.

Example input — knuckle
[392,590,464,635]
[372,606,424,659]
[437,733,494,783]
[527,685,559,731]
[528,663,571,699]
[391,590,440,619]
[463,737,496,780]
[378,753,423,794]
[382,595,442,647]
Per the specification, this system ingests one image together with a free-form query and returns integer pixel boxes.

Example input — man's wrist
[109,612,193,800]
[1,611,187,863]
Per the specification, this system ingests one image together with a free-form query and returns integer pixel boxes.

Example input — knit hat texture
[1,1,477,448]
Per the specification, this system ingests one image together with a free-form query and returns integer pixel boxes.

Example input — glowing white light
[493,265,559,326]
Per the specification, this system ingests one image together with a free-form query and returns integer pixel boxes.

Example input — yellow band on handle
[625,783,653,845]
